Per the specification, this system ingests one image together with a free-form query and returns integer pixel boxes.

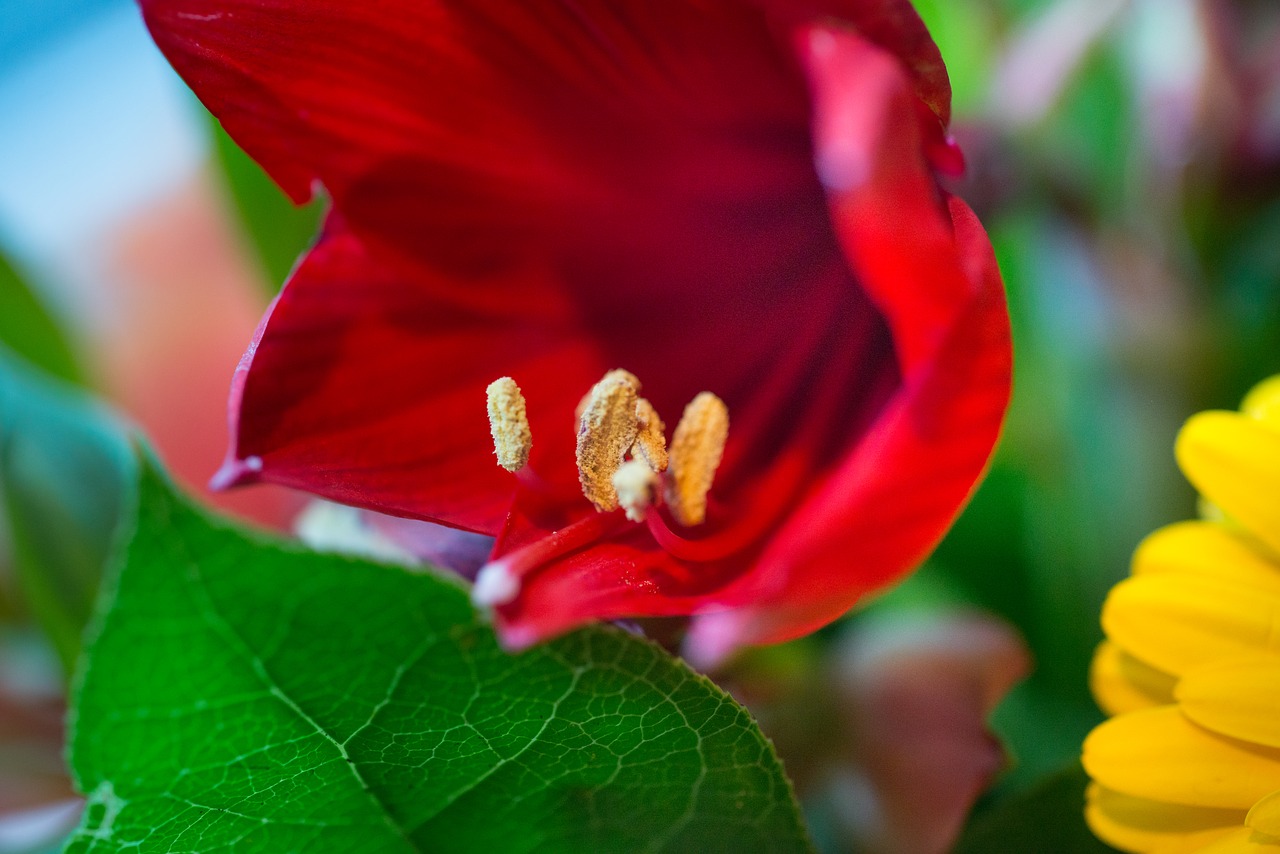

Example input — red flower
[141,0,1011,662]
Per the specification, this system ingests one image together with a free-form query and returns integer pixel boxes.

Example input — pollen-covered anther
[665,391,729,527]
[612,459,659,523]
[486,377,532,472]
[631,397,669,472]
[575,369,640,512]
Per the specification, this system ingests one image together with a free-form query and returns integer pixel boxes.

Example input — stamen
[575,369,640,512]
[486,377,532,472]
[575,368,638,424]
[665,392,729,527]
[612,458,658,522]
[631,397,669,472]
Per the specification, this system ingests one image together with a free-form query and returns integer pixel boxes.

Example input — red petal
[215,219,604,534]
[493,30,1007,652]
[142,1,951,287]
[500,194,1010,655]
[161,1,905,535]
[688,194,1011,660]
[491,531,709,651]
[686,28,1011,657]
[141,2,806,264]
[762,0,953,127]
[802,26,972,373]
[148,2,1003,650]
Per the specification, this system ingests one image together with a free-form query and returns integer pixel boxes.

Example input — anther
[665,392,729,527]
[575,369,640,511]
[631,398,669,472]
[613,458,658,522]
[486,377,532,472]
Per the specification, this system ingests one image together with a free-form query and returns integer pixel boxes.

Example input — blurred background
[0,0,1276,851]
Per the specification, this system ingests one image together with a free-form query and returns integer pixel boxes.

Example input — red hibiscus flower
[141,0,1011,663]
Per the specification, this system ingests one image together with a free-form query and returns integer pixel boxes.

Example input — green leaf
[0,250,82,384]
[956,765,1119,854]
[0,350,134,674]
[1033,47,1135,221]
[67,461,811,853]
[209,116,323,292]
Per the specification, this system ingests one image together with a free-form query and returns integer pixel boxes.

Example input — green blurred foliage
[0,250,82,385]
[209,114,323,292]
[957,765,1119,854]
[0,350,134,676]
[1035,50,1135,220]
[918,0,1280,807]
[1187,180,1280,406]
[910,0,999,114]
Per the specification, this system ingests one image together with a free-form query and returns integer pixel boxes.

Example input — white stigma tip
[612,458,658,523]
[472,563,520,608]
[244,455,264,473]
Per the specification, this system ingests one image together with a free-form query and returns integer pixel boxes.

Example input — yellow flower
[1083,375,1280,853]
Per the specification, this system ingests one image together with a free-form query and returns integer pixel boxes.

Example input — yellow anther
[575,369,640,512]
[631,397,669,473]
[486,377,532,472]
[665,391,729,527]
[612,458,658,523]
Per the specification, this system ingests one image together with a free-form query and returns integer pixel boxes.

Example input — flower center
[472,369,729,607]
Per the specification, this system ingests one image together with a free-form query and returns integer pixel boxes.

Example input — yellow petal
[1176,412,1280,555]
[1247,790,1280,838]
[1152,827,1249,854]
[1194,826,1280,852]
[1092,641,1177,715]
[1178,656,1280,748]
[1243,376,1280,428]
[1085,783,1245,853]
[1083,707,1280,809]
[1132,522,1280,592]
[1101,575,1280,676]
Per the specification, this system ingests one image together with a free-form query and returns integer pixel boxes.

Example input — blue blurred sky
[0,0,206,322]
[0,0,121,72]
